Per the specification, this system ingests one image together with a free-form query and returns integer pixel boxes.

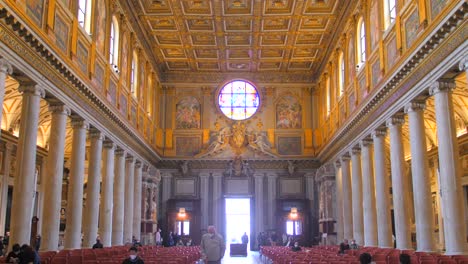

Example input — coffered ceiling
[124,0,353,84]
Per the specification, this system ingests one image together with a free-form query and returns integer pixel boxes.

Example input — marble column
[254,173,264,250]
[405,101,436,252]
[41,103,70,251]
[350,148,364,245]
[266,173,278,230]
[9,84,45,248]
[429,81,468,255]
[160,173,172,228]
[372,129,393,248]
[0,142,13,235]
[0,59,12,137]
[64,117,89,249]
[99,140,115,247]
[112,148,126,246]
[334,161,344,243]
[387,116,412,249]
[212,173,223,229]
[360,139,378,247]
[199,173,210,229]
[82,129,104,248]
[340,156,353,240]
[123,156,135,244]
[133,162,143,240]
[304,173,317,242]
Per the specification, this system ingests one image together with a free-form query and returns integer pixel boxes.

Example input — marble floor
[221,251,264,264]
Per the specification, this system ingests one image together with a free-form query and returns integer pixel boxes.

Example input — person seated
[176,239,184,246]
[186,239,193,246]
[6,243,20,263]
[291,242,301,252]
[92,238,103,249]
[18,244,39,264]
[339,239,350,254]
[399,253,411,264]
[350,239,359,249]
[359,252,373,264]
[122,247,144,264]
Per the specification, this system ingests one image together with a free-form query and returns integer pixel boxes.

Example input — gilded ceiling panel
[181,0,212,15]
[222,0,253,15]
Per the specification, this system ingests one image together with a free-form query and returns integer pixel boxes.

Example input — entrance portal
[225,198,251,256]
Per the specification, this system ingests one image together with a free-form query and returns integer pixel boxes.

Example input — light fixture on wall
[290,207,298,219]
[178,208,186,218]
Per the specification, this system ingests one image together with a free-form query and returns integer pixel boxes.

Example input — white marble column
[212,173,223,229]
[387,116,412,249]
[429,81,468,255]
[350,148,364,245]
[304,173,317,242]
[82,129,104,248]
[0,59,12,137]
[41,103,70,251]
[360,139,378,246]
[9,84,45,249]
[0,142,13,235]
[64,117,89,249]
[334,161,344,243]
[98,140,115,247]
[266,173,278,230]
[123,156,135,243]
[133,162,143,240]
[160,173,172,228]
[372,129,393,248]
[199,173,210,229]
[405,101,436,252]
[254,173,264,249]
[340,156,353,240]
[112,148,126,245]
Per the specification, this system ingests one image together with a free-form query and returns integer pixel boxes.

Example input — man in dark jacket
[122,246,144,264]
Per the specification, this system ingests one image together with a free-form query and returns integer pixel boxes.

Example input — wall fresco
[405,8,420,48]
[276,95,302,129]
[176,97,201,129]
[95,0,107,54]
[176,137,201,156]
[26,0,44,26]
[277,136,302,155]
[54,14,69,53]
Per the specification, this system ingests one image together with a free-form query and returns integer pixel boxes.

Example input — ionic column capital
[459,56,468,72]
[199,172,210,179]
[360,138,373,148]
[372,128,387,138]
[0,58,13,74]
[125,155,135,163]
[386,114,405,127]
[429,79,455,95]
[103,140,115,149]
[340,155,351,163]
[135,161,142,169]
[89,128,104,140]
[161,172,172,179]
[334,160,341,169]
[48,102,71,116]
[115,147,126,156]
[404,100,426,114]
[18,83,46,98]
[212,172,223,178]
[71,116,89,129]
[253,173,264,179]
[267,173,278,179]
[350,147,361,156]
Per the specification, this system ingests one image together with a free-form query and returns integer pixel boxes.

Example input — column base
[444,251,468,256]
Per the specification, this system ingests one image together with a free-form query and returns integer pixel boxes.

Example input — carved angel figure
[196,127,230,158]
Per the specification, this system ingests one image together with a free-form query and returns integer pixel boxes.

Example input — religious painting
[276,95,302,129]
[339,102,346,123]
[430,0,448,19]
[94,63,104,92]
[386,36,398,69]
[120,34,129,86]
[175,137,201,156]
[139,111,144,130]
[277,136,302,156]
[26,0,45,26]
[348,34,356,82]
[108,80,117,105]
[348,90,356,113]
[176,97,201,129]
[405,8,420,49]
[119,94,128,117]
[54,14,69,53]
[369,0,380,51]
[359,75,367,99]
[94,0,107,54]
[131,104,137,126]
[76,41,88,73]
[372,58,381,88]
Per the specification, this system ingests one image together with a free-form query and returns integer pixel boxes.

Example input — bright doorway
[225,198,251,247]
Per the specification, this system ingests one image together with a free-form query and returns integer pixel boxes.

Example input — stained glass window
[218,80,260,120]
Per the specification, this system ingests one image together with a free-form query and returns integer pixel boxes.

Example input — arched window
[109,16,120,67]
[383,0,396,29]
[130,51,138,97]
[338,51,345,97]
[357,17,366,66]
[326,75,331,116]
[78,0,93,34]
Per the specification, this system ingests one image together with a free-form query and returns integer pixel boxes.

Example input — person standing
[155,229,162,245]
[241,232,248,244]
[201,226,225,264]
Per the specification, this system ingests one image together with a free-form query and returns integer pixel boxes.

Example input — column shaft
[406,102,436,252]
[99,141,115,247]
[430,82,468,255]
[254,174,264,250]
[387,117,412,249]
[340,157,353,240]
[199,173,210,229]
[212,173,223,229]
[334,163,344,243]
[41,104,70,251]
[360,140,378,247]
[0,59,12,137]
[267,174,277,230]
[82,129,104,248]
[373,130,393,247]
[123,157,135,243]
[9,84,44,248]
[0,143,13,235]
[133,162,143,240]
[112,148,126,245]
[350,149,364,245]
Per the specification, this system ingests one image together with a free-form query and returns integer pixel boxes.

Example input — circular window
[218,80,260,120]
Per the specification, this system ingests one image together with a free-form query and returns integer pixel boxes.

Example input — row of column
[334,80,468,255]
[0,59,149,251]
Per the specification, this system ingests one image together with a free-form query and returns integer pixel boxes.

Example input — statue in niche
[180,160,190,176]
[288,161,295,175]
[224,156,254,177]
[145,187,151,220]
[151,188,158,221]
[242,160,253,176]
[225,161,234,177]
